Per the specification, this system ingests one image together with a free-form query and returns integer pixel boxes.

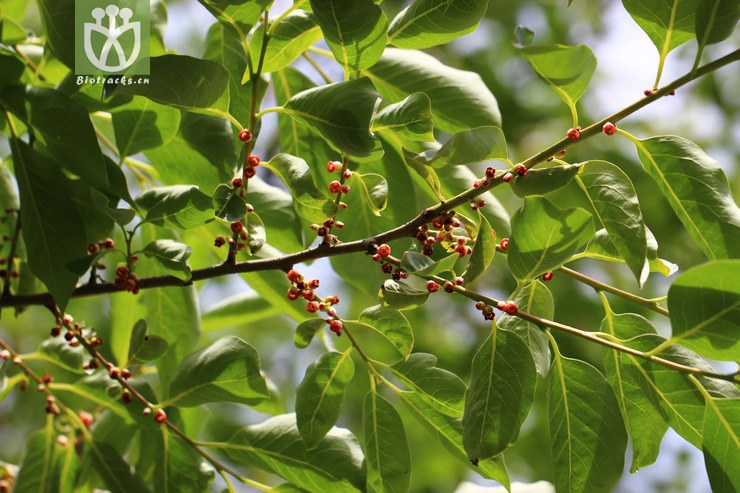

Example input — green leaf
[127,319,169,364]
[116,55,231,113]
[110,292,147,366]
[136,185,214,230]
[402,149,445,201]
[309,0,387,75]
[225,414,366,492]
[371,93,434,142]
[178,112,237,176]
[154,427,214,493]
[357,305,414,359]
[601,311,668,472]
[519,44,596,118]
[283,78,384,162]
[575,228,678,277]
[400,252,458,277]
[666,260,740,360]
[197,0,271,40]
[702,397,740,493]
[632,135,740,259]
[264,154,338,223]
[88,442,152,493]
[26,87,108,188]
[387,0,488,49]
[423,126,508,168]
[37,0,74,68]
[168,336,269,407]
[498,281,553,375]
[508,197,594,280]
[463,214,496,284]
[548,356,627,493]
[111,97,180,157]
[244,211,266,255]
[296,350,355,449]
[510,164,580,198]
[11,140,87,310]
[0,52,24,89]
[294,318,326,349]
[363,391,411,493]
[202,292,279,332]
[365,48,501,133]
[251,10,322,73]
[13,422,57,493]
[576,160,648,286]
[391,353,466,418]
[378,280,429,310]
[248,178,304,253]
[463,323,537,462]
[356,172,388,215]
[40,334,85,373]
[623,0,698,55]
[695,0,739,46]
[140,240,192,281]
[399,392,510,487]
[212,184,247,222]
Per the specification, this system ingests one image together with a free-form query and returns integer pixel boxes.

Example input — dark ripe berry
[377,244,391,258]
[340,184,350,194]
[287,270,301,282]
[87,243,98,254]
[343,169,352,179]
[317,226,328,237]
[541,271,554,282]
[79,411,94,428]
[426,280,440,293]
[121,368,132,379]
[109,368,120,380]
[499,238,509,251]
[485,166,496,178]
[502,172,514,183]
[244,166,256,178]
[602,122,616,135]
[329,181,341,194]
[103,238,115,249]
[232,177,243,188]
[329,319,343,335]
[50,327,61,337]
[306,301,319,313]
[668,90,676,96]
[567,128,580,141]
[422,245,434,256]
[154,409,167,424]
[238,129,252,142]
[327,160,340,173]
[116,266,129,279]
[231,221,243,234]
[455,245,467,258]
[476,199,486,208]
[504,302,519,316]
[64,331,74,341]
[483,305,495,320]
[248,155,260,167]
[87,359,99,369]
[42,374,53,384]
[480,178,490,187]
[514,164,528,176]
[431,218,444,230]
[643,88,653,96]
[91,337,103,346]
[122,389,132,403]
[239,230,248,240]
[475,301,485,310]
[286,290,299,301]
[392,271,401,281]
[324,218,335,228]
[381,262,393,274]
[444,281,455,293]
[455,276,464,286]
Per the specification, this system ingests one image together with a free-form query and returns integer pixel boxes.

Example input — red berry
[238,129,252,142]
[79,411,94,428]
[109,367,120,380]
[302,290,315,301]
[426,281,440,293]
[514,164,528,176]
[422,245,434,256]
[502,172,514,183]
[567,128,580,141]
[377,244,391,258]
[122,389,132,403]
[154,409,167,424]
[42,373,53,384]
[88,243,99,254]
[381,262,393,274]
[340,184,350,194]
[327,161,340,173]
[244,166,256,178]
[542,271,554,282]
[454,277,464,286]
[0,350,9,360]
[329,319,343,334]
[248,155,260,167]
[116,266,129,279]
[444,281,455,293]
[231,221,243,234]
[602,122,616,135]
[214,236,226,247]
[232,177,243,188]
[499,238,509,251]
[485,167,495,178]
[556,149,567,158]
[475,301,485,310]
[306,301,319,313]
[121,368,132,379]
[286,290,299,301]
[343,169,352,179]
[473,180,480,188]
[103,238,115,249]
[287,270,301,282]
[329,181,341,194]
[504,302,518,316]
[644,88,653,96]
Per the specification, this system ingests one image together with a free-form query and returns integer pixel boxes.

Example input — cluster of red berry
[285,269,343,335]
[473,299,519,321]
[310,217,345,245]
[426,276,464,294]
[113,262,141,294]
[502,164,528,184]
[371,244,408,280]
